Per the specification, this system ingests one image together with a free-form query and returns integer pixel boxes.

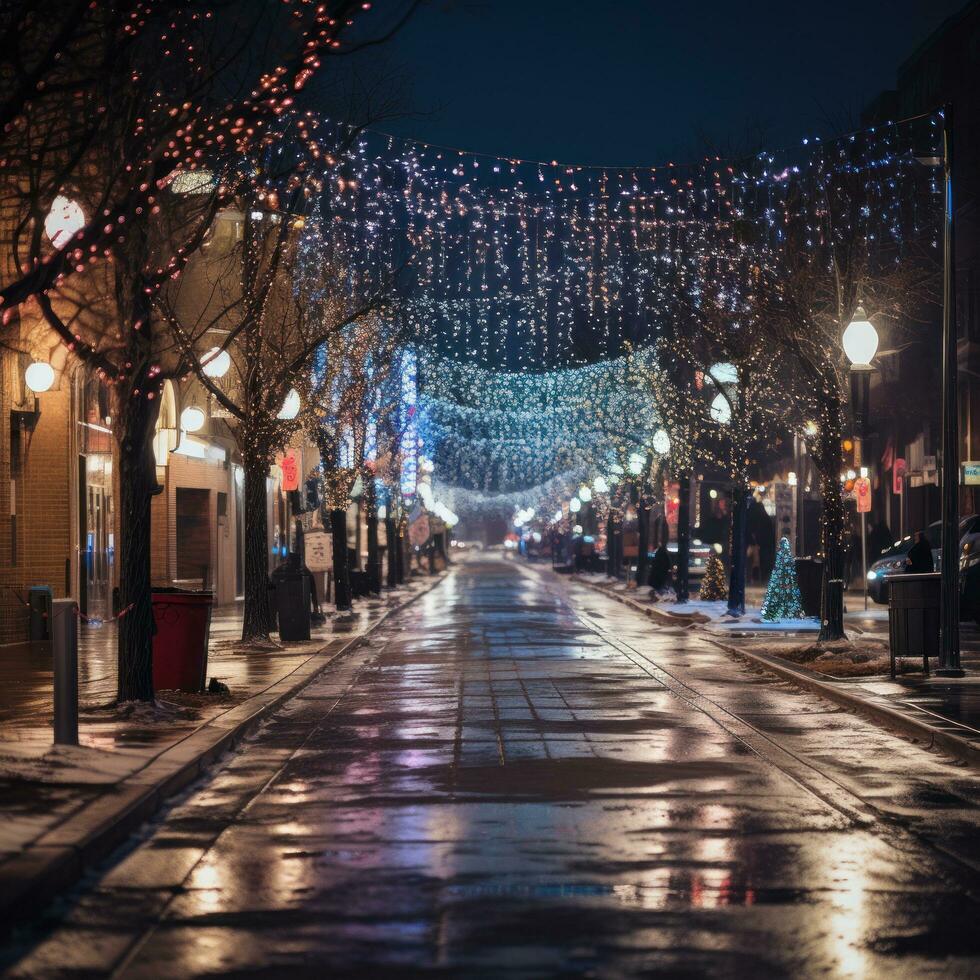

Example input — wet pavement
[0,586,433,872]
[5,557,980,977]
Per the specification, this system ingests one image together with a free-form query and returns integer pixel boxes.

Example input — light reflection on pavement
[5,557,980,978]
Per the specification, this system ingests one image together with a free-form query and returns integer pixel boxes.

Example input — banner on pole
[855,477,871,513]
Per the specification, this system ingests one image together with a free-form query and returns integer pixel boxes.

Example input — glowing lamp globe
[44,195,85,249]
[592,475,609,494]
[553,510,563,523]
[277,388,301,420]
[180,405,206,432]
[573,524,583,535]
[710,392,732,425]
[652,429,671,455]
[569,496,582,513]
[628,453,644,475]
[842,307,878,368]
[708,362,738,387]
[201,346,231,379]
[579,485,592,502]
[24,362,55,393]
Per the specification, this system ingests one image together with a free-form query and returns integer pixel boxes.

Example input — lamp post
[912,110,964,674]
[843,305,878,610]
[939,107,963,675]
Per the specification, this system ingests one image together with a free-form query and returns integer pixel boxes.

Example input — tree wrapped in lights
[661,272,803,614]
[0,0,417,698]
[300,316,403,611]
[761,537,805,621]
[0,0,414,315]
[161,195,391,643]
[699,554,727,601]
[756,145,939,640]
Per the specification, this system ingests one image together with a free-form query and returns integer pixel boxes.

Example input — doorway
[176,488,211,588]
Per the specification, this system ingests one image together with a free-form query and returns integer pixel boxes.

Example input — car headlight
[867,569,878,581]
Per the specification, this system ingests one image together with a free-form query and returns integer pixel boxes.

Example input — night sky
[378,0,966,165]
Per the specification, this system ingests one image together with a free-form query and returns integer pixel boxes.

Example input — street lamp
[24,362,55,394]
[652,428,671,456]
[276,388,301,420]
[201,346,231,379]
[180,404,206,433]
[938,107,962,674]
[843,305,878,610]
[842,306,879,369]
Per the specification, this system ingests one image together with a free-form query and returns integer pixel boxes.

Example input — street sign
[893,458,906,494]
[855,477,871,513]
[305,531,331,572]
[280,450,299,491]
[964,461,980,485]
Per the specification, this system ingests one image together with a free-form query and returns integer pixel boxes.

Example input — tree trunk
[676,471,691,603]
[364,477,381,594]
[814,394,847,641]
[331,508,352,610]
[397,518,408,582]
[727,484,749,615]
[241,458,273,644]
[385,517,398,587]
[116,393,161,703]
[636,499,650,587]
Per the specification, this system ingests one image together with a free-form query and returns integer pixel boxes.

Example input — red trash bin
[151,589,214,692]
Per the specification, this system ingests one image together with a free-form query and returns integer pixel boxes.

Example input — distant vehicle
[660,539,714,579]
[867,517,976,605]
[958,517,980,622]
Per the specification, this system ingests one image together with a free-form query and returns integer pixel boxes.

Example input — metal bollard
[52,598,79,746]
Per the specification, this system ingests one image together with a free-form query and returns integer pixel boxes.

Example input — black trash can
[795,557,823,618]
[270,556,311,641]
[888,572,940,675]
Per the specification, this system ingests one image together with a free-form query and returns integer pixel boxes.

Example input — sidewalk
[567,570,980,766]
[0,572,446,925]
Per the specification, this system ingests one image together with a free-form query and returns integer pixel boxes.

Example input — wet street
[6,557,980,978]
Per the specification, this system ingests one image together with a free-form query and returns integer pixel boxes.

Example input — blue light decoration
[300,110,944,516]
[399,348,419,498]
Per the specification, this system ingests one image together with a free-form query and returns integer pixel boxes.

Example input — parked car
[958,516,980,622]
[662,539,714,579]
[867,517,976,605]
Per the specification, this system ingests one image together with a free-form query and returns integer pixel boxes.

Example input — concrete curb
[567,573,980,770]
[0,572,446,926]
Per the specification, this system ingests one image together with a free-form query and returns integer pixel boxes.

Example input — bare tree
[160,194,391,644]
[757,169,938,640]
[2,0,419,699]
[301,315,403,610]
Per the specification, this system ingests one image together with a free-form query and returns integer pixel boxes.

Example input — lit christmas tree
[761,537,806,621]
[699,554,727,600]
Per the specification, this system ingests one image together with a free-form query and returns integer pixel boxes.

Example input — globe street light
[277,388,301,420]
[180,404,206,433]
[652,428,671,456]
[201,346,231,379]
[24,362,55,394]
[843,305,879,610]
[842,306,879,369]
